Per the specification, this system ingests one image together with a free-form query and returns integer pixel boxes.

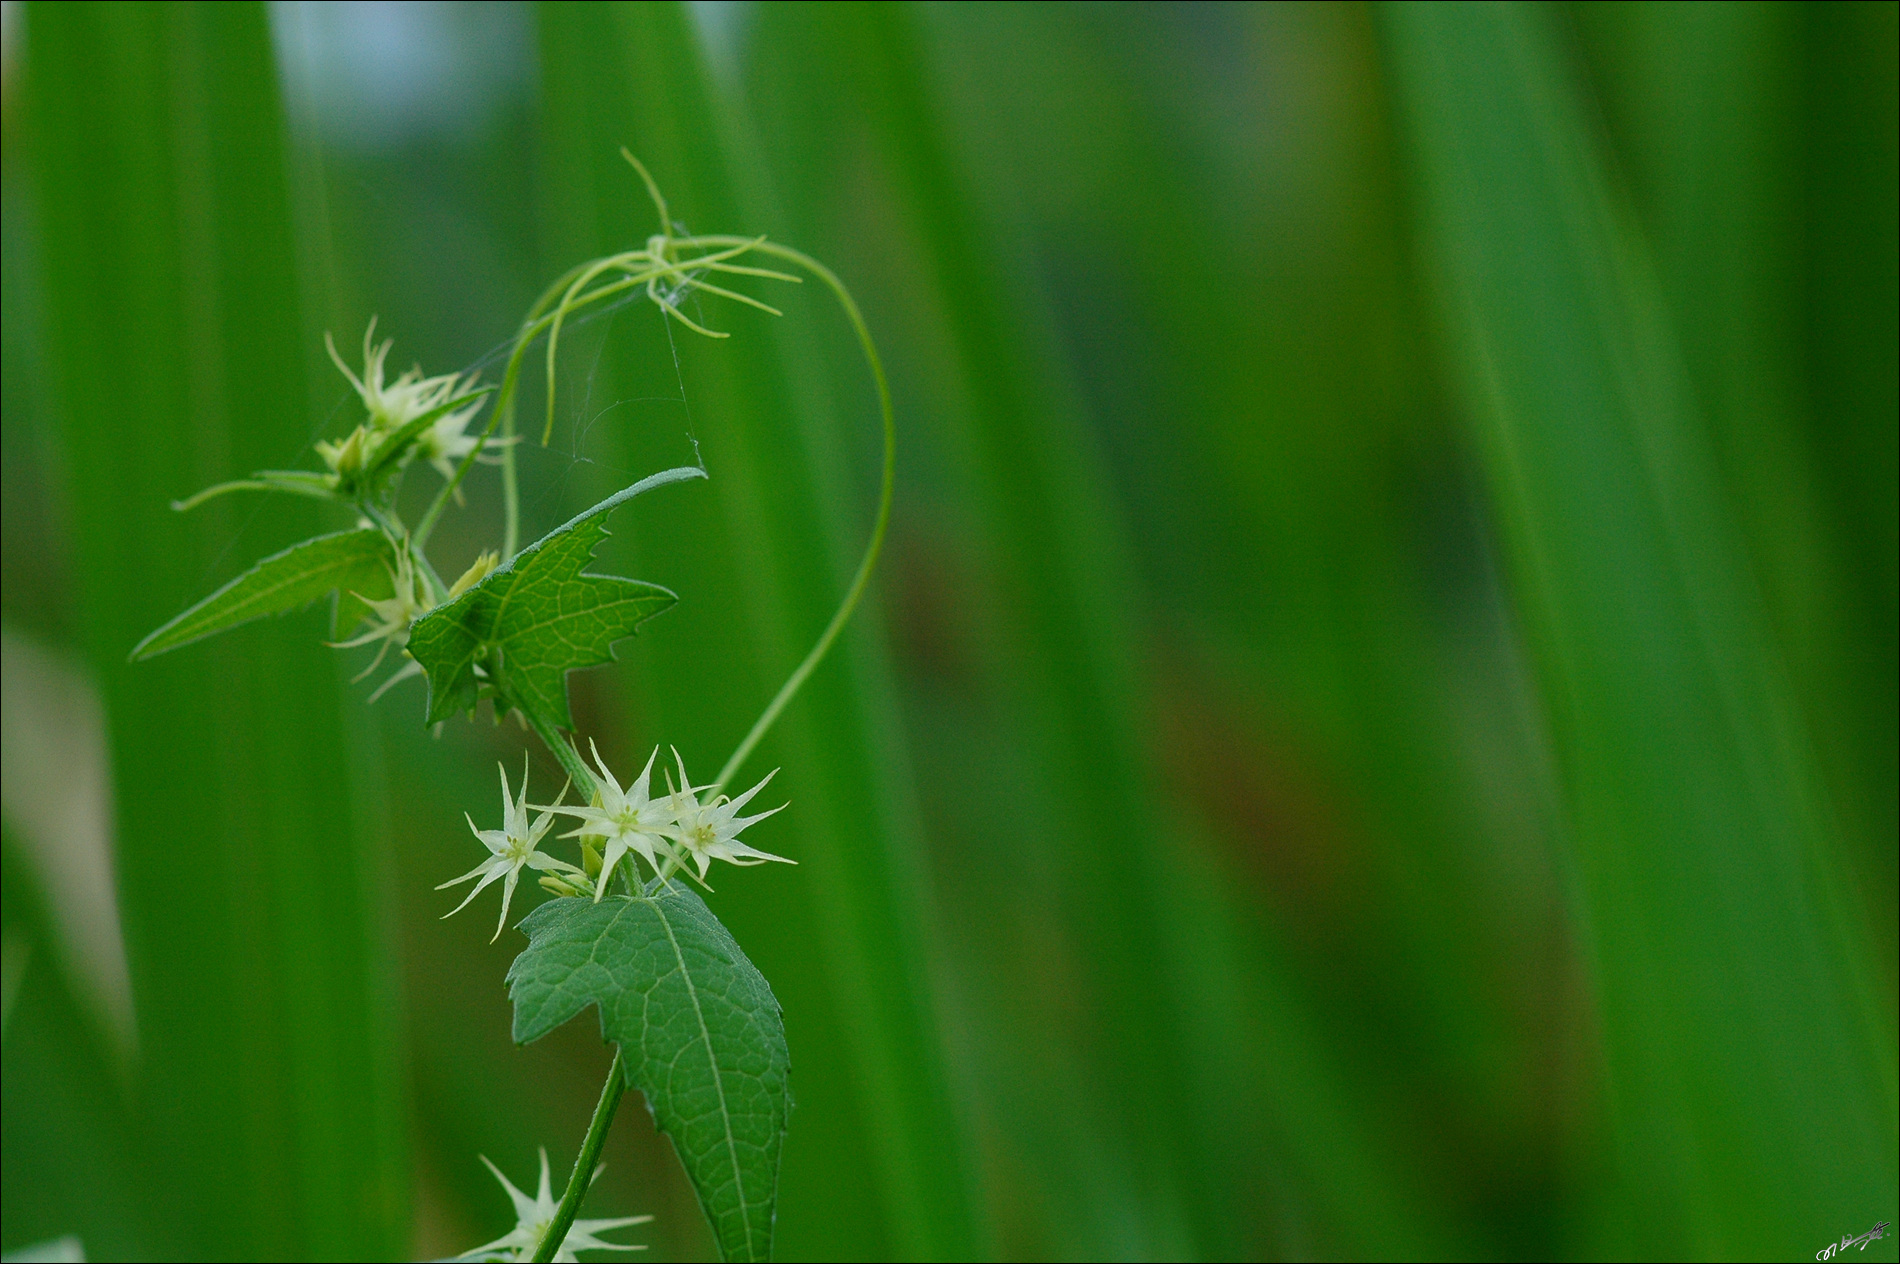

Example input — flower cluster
[441,746,790,933]
[318,318,502,490]
[455,1149,649,1262]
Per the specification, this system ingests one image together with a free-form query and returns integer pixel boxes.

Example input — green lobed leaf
[406,467,704,727]
[507,891,789,1263]
[130,527,390,660]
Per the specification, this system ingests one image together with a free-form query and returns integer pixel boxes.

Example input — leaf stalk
[519,702,598,805]
[532,1045,628,1263]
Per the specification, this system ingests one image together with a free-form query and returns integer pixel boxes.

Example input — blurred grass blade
[1576,0,1898,988]
[1800,5,1899,946]
[741,5,1557,1255]
[535,3,980,1257]
[1,825,148,1260]
[740,6,1220,1255]
[1380,3,1897,1255]
[23,4,406,1257]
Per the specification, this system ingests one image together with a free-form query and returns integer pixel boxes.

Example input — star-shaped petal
[438,758,583,941]
[658,748,791,884]
[545,743,683,899]
[454,1148,650,1262]
[327,316,472,435]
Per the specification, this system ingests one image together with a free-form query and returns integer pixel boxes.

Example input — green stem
[532,1045,628,1263]
[413,420,492,553]
[694,241,897,792]
[411,548,448,608]
[169,477,332,511]
[358,502,449,605]
[520,704,597,804]
[502,384,521,561]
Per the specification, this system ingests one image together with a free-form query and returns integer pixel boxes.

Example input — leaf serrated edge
[509,464,707,567]
[408,466,704,725]
[505,894,782,1261]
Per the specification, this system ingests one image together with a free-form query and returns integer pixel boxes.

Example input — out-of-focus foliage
[3,3,1893,1261]
[1385,6,1893,1254]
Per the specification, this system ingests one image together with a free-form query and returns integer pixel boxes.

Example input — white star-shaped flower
[455,1148,649,1262]
[658,748,791,884]
[439,759,583,941]
[546,743,683,900]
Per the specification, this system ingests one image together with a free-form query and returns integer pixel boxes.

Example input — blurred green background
[2,2,1893,1260]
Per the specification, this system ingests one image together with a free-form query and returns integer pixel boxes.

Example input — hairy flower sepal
[330,319,453,428]
[440,759,584,941]
[308,319,499,499]
[506,889,789,1262]
[454,1149,648,1262]
[318,382,498,502]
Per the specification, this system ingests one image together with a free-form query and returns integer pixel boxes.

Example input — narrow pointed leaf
[507,891,788,1263]
[406,466,704,726]
[130,527,389,660]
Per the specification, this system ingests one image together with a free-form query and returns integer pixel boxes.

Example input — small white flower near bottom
[439,759,585,941]
[454,1148,649,1262]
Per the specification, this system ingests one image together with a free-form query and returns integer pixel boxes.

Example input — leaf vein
[652,898,753,1259]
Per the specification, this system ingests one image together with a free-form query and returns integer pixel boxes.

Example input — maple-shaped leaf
[407,466,706,727]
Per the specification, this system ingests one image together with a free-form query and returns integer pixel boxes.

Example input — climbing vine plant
[132,155,894,1264]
